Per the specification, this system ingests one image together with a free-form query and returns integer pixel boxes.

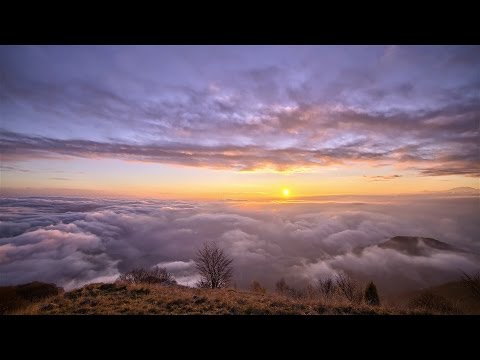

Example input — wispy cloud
[0,165,31,173]
[364,175,402,181]
[1,95,478,177]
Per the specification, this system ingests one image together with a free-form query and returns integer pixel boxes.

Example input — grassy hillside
[5,282,453,315]
[0,282,63,314]
[402,280,480,315]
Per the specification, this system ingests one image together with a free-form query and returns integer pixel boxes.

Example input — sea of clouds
[1,195,479,293]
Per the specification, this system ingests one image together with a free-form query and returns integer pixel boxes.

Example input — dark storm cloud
[1,196,479,292]
[1,45,479,176]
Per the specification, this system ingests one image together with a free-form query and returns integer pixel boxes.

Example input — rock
[99,283,117,291]
[65,289,83,300]
[130,288,150,296]
[41,303,59,311]
[192,295,207,304]
[99,283,127,292]
[79,299,97,306]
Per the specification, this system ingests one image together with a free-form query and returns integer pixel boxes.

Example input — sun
[282,188,290,197]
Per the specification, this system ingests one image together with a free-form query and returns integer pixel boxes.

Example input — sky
[1,45,479,199]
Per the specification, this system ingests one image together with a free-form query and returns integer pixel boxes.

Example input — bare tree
[275,278,289,294]
[117,266,176,285]
[460,271,480,302]
[335,273,362,303]
[274,277,303,298]
[195,242,233,289]
[318,277,336,299]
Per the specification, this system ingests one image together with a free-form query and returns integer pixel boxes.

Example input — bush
[250,280,266,294]
[364,281,380,306]
[408,291,454,313]
[117,267,177,285]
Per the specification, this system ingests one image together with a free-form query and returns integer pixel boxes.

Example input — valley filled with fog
[1,194,478,293]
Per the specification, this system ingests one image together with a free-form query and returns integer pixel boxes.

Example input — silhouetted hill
[443,187,479,194]
[350,236,477,295]
[378,236,458,256]
[422,187,480,195]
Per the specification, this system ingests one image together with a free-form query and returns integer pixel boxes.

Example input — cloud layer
[1,195,479,293]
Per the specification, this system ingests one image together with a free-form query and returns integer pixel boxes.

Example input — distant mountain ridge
[422,187,480,195]
[443,187,480,194]
[352,235,463,257]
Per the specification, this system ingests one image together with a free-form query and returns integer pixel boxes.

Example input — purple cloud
[1,46,478,176]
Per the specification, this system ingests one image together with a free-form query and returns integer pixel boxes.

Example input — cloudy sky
[1,45,479,198]
[1,46,479,293]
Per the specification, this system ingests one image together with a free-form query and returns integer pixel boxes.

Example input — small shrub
[250,280,266,294]
[117,267,176,285]
[364,281,380,306]
[408,291,454,313]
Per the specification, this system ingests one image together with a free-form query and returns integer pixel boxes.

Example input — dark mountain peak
[378,236,456,256]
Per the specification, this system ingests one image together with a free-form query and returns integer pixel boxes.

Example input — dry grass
[9,282,443,315]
